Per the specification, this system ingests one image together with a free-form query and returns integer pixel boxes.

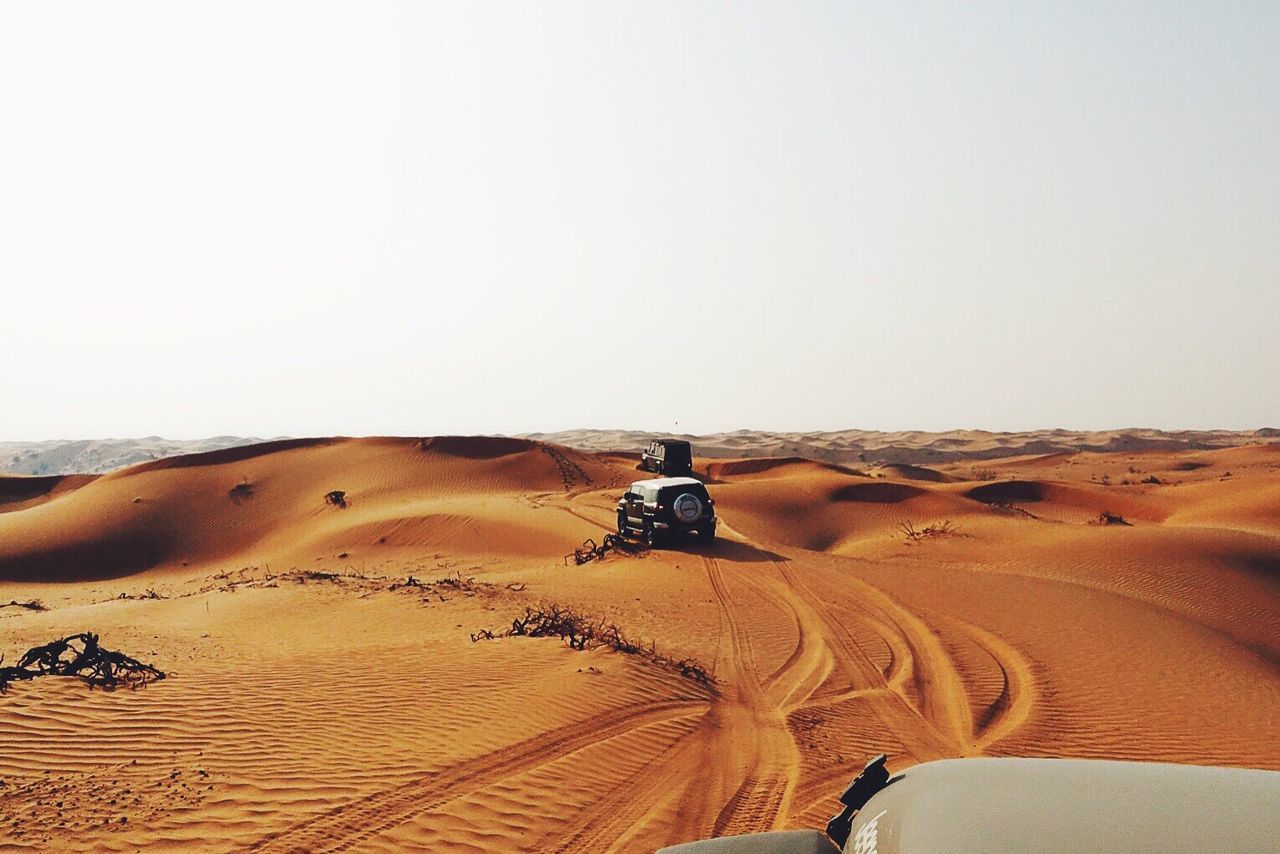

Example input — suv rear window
[661,443,691,461]
[659,483,709,502]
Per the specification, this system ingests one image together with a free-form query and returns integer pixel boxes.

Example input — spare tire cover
[673,493,703,523]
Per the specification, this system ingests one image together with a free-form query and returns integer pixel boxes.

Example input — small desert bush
[228,479,255,503]
[472,602,715,688]
[899,519,963,544]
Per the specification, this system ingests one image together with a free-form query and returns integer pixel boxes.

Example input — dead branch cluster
[324,490,349,508]
[990,502,1042,520]
[390,569,505,602]
[2,599,47,612]
[116,589,166,601]
[434,570,479,591]
[899,519,963,544]
[228,480,255,504]
[199,565,515,607]
[390,574,424,589]
[507,602,595,649]
[296,570,342,582]
[564,534,648,566]
[472,602,714,688]
[1093,511,1132,526]
[203,565,375,593]
[0,633,166,692]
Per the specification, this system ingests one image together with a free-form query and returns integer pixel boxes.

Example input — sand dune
[866,463,953,483]
[7,428,1277,477]
[527,427,1280,467]
[0,474,99,513]
[2,437,1278,851]
[0,437,269,476]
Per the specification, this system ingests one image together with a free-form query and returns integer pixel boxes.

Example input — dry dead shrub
[1,600,46,612]
[474,602,715,688]
[1,633,165,692]
[228,479,255,504]
[899,519,962,544]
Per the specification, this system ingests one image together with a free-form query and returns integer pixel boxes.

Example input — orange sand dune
[867,463,953,483]
[0,474,99,513]
[0,437,621,582]
[2,437,1278,851]
[530,427,1280,467]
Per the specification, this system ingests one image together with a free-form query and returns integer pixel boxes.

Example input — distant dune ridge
[3,428,1276,476]
[0,436,270,476]
[2,433,1279,849]
[526,427,1280,467]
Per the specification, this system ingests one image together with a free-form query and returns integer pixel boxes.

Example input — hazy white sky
[1,2,1276,440]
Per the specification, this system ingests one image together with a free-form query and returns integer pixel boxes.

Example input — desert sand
[2,435,1279,851]
[7,428,1276,477]
[526,427,1280,467]
[1,437,271,477]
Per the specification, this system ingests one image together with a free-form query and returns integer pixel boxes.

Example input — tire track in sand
[745,570,835,714]
[691,556,801,840]
[534,717,708,853]
[244,698,708,853]
[535,550,826,850]
[837,572,976,754]
[539,444,593,493]
[705,555,763,692]
[769,560,971,759]
[769,562,1037,826]
[953,619,1037,751]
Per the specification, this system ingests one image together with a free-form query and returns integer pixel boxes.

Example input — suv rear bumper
[654,517,716,531]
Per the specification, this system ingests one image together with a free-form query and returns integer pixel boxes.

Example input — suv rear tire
[643,523,659,547]
[617,512,629,537]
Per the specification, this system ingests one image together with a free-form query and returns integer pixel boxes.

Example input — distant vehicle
[617,477,716,546]
[641,440,693,476]
[657,753,1280,853]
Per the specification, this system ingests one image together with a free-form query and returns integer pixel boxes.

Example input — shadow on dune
[830,481,927,503]
[704,457,867,483]
[875,463,950,483]
[130,437,337,473]
[419,436,537,459]
[659,537,788,564]
[0,474,99,508]
[966,480,1048,504]
[0,536,164,583]
[0,475,73,502]
[1236,551,1280,582]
